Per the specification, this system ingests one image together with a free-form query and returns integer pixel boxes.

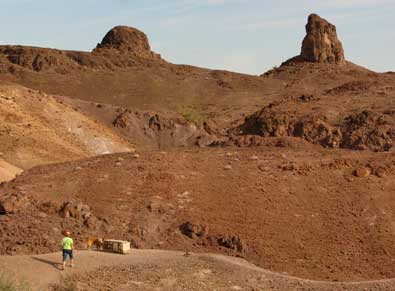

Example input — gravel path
[1,250,395,291]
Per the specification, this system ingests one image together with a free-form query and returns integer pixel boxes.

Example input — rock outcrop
[341,110,395,151]
[59,200,101,230]
[0,192,30,214]
[301,14,345,64]
[97,26,149,51]
[0,46,80,73]
[111,109,214,149]
[217,102,395,152]
[94,26,161,60]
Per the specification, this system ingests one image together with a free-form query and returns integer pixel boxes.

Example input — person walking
[61,230,74,270]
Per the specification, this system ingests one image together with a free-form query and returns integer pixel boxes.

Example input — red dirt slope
[1,146,395,281]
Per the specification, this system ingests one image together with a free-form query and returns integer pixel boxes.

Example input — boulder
[218,235,246,252]
[180,222,209,239]
[59,201,91,220]
[354,166,371,178]
[301,14,345,64]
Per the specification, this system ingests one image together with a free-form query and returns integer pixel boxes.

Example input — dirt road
[1,250,395,291]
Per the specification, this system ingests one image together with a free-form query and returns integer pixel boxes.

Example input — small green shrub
[180,108,207,126]
[334,115,345,126]
[48,275,77,291]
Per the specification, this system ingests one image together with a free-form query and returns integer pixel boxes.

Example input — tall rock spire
[300,14,345,64]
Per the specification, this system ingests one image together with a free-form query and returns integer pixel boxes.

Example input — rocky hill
[0,25,279,112]
[1,13,395,290]
[0,14,377,113]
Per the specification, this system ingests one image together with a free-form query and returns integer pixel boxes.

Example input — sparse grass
[334,114,346,126]
[49,276,77,291]
[179,107,207,126]
[0,272,30,291]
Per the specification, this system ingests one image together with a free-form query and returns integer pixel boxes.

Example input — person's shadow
[32,256,62,270]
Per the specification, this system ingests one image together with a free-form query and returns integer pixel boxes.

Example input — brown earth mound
[1,148,395,282]
[341,110,395,151]
[0,83,132,169]
[111,109,213,148]
[54,96,217,149]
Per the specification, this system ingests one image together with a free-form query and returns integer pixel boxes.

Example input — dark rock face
[95,26,161,60]
[0,46,78,73]
[220,102,395,152]
[235,106,342,148]
[301,14,345,64]
[180,222,209,239]
[218,235,246,252]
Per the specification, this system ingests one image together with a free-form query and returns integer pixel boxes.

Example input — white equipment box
[103,239,131,254]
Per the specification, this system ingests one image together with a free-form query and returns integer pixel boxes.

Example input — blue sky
[0,0,394,74]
